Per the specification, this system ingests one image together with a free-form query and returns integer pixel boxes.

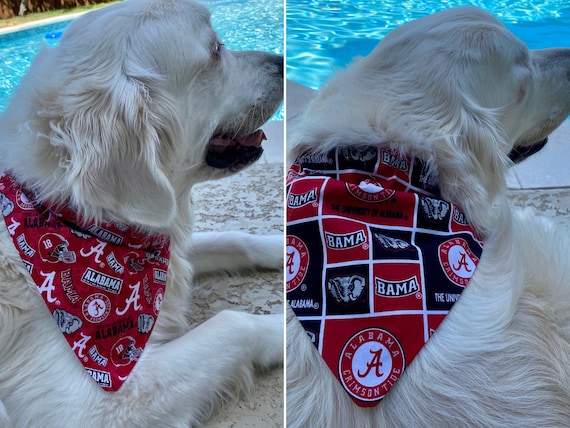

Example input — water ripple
[0,0,283,117]
[287,0,570,88]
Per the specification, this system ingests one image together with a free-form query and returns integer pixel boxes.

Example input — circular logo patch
[153,288,164,316]
[82,293,111,324]
[15,189,35,210]
[339,327,405,402]
[346,181,395,203]
[286,235,309,292]
[438,238,479,287]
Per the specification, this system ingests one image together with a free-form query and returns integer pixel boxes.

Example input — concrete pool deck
[193,119,284,427]
[287,80,570,228]
[0,12,84,36]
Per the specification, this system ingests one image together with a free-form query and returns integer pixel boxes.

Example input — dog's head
[0,0,282,230]
[291,6,570,235]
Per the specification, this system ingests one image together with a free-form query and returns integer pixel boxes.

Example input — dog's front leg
[121,311,283,426]
[190,231,283,275]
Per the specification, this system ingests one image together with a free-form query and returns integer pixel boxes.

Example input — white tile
[260,120,284,164]
[506,169,522,189]
[511,121,570,189]
[286,80,316,134]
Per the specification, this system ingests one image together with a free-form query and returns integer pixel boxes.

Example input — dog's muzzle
[205,130,266,171]
[508,137,548,164]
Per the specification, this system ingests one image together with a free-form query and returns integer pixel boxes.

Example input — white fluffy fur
[287,6,570,427]
[0,0,283,426]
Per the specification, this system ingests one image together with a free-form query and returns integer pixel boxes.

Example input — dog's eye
[213,42,224,56]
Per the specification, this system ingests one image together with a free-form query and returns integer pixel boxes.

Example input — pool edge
[0,12,86,36]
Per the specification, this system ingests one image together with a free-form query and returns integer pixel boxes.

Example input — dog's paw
[190,231,283,275]
[210,311,284,368]
[253,313,284,368]
[249,234,283,271]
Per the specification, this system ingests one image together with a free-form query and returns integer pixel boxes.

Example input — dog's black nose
[274,55,284,77]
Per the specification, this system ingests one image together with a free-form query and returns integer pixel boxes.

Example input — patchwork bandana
[0,173,170,392]
[286,146,483,407]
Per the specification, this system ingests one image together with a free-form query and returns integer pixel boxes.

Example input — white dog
[0,0,283,426]
[287,7,570,427]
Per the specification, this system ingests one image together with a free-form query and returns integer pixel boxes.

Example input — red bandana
[286,146,483,407]
[0,173,170,392]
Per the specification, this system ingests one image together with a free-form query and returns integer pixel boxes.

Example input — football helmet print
[111,337,143,367]
[38,233,77,263]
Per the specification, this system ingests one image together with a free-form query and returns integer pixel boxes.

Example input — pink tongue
[210,130,267,147]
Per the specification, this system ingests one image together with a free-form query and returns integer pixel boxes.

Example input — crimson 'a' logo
[286,235,309,292]
[438,238,479,287]
[339,327,405,402]
[82,293,111,324]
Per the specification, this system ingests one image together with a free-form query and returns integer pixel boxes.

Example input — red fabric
[286,147,483,406]
[0,173,170,392]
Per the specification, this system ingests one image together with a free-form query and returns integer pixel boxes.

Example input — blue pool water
[287,0,570,89]
[0,0,283,114]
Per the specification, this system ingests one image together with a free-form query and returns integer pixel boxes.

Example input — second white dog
[287,7,570,427]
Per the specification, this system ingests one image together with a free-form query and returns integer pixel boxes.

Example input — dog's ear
[49,71,180,229]
[434,102,510,236]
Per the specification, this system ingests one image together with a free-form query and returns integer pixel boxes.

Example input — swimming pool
[0,0,283,114]
[287,0,570,89]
